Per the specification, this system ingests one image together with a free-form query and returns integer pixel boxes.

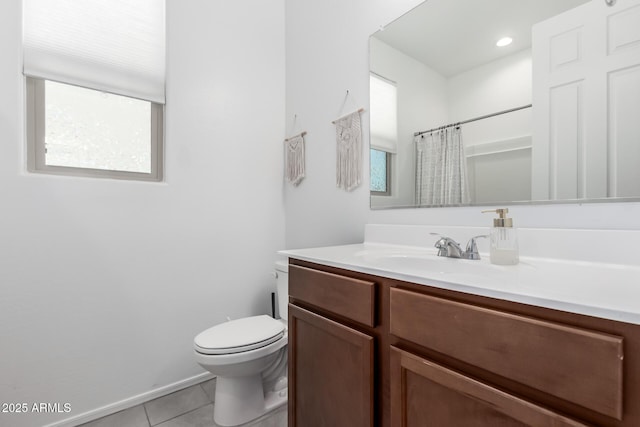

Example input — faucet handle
[465,235,488,260]
[430,232,456,244]
[431,233,464,258]
[430,232,453,247]
[430,232,447,253]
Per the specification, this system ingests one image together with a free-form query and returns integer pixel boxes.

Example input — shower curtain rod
[414,104,532,137]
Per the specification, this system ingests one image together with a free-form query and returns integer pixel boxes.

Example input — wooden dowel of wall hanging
[332,108,365,124]
[284,131,307,142]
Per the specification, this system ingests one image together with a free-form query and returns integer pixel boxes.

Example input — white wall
[370,37,448,208]
[448,48,532,147]
[284,0,425,249]
[447,49,533,203]
[0,1,285,426]
[285,0,640,251]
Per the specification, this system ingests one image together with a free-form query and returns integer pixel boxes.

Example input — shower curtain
[415,127,470,206]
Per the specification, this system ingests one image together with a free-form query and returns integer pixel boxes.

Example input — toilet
[193,261,289,426]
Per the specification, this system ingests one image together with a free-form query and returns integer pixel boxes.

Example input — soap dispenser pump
[482,208,519,265]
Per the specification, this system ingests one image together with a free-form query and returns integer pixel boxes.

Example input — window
[369,73,397,195]
[23,0,165,181]
[26,78,163,180]
[370,149,391,195]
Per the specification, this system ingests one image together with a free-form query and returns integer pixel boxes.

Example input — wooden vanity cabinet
[288,259,640,427]
[288,264,377,427]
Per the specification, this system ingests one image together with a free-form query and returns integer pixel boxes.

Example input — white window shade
[23,0,166,104]
[370,74,397,153]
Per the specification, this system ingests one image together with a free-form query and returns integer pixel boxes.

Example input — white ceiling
[372,0,589,77]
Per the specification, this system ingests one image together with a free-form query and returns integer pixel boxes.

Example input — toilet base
[214,375,287,426]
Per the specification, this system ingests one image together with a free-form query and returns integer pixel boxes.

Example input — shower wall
[447,49,533,204]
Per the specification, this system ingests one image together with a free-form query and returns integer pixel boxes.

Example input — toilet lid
[194,315,285,355]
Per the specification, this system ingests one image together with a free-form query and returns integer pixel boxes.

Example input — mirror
[369,0,640,209]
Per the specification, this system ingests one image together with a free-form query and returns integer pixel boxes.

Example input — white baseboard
[42,372,215,427]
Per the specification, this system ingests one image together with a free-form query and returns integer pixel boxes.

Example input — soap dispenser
[482,208,519,265]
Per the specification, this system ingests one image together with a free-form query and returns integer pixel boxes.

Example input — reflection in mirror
[369,0,640,209]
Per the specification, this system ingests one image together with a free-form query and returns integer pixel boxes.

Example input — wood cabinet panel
[390,346,589,427]
[289,264,376,326]
[289,304,374,427]
[390,288,624,419]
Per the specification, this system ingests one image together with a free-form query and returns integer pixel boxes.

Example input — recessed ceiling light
[496,37,513,47]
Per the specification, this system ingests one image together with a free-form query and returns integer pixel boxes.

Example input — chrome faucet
[431,233,487,260]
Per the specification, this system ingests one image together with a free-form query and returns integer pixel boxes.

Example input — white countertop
[279,225,640,325]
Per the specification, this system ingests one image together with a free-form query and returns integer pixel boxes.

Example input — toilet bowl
[193,261,289,426]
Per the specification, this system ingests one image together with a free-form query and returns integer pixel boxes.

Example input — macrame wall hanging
[333,108,364,191]
[284,131,306,186]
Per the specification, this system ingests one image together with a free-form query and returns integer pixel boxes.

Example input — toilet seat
[194,315,285,355]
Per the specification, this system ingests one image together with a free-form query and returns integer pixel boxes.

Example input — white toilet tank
[275,260,289,322]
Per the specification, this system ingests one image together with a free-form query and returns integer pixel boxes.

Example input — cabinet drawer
[390,288,624,420]
[289,265,375,327]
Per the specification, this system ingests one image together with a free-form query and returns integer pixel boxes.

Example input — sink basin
[378,255,489,275]
[354,246,504,276]
[351,244,640,316]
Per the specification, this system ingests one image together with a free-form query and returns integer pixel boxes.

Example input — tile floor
[78,379,287,427]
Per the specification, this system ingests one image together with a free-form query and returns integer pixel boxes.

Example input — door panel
[289,304,374,427]
[532,0,640,200]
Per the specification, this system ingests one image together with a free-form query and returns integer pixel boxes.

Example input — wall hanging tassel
[333,109,364,191]
[284,132,306,186]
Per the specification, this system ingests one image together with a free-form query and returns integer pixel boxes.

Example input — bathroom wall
[284,0,640,250]
[447,49,533,203]
[447,48,532,148]
[369,37,448,208]
[0,1,285,426]
[284,0,425,249]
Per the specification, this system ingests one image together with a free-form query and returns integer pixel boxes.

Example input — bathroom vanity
[282,225,640,427]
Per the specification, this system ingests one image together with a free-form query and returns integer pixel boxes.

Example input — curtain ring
[605,0,616,6]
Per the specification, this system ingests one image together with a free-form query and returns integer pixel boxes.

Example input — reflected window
[370,149,390,195]
[370,73,397,196]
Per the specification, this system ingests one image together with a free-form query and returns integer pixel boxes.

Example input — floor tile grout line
[150,401,213,427]
[142,401,152,427]
[144,382,213,426]
[199,382,215,404]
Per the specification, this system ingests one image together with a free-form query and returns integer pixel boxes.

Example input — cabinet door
[289,304,374,427]
[390,346,588,427]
